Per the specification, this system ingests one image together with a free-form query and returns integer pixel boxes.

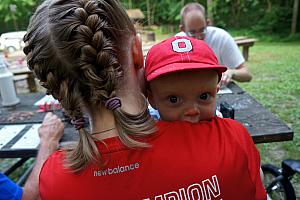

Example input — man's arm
[221,63,252,85]
[22,112,64,200]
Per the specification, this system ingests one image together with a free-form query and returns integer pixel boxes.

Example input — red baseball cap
[145,36,227,81]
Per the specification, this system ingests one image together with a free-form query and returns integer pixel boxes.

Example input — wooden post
[146,0,151,26]
[27,73,37,92]
[128,0,132,9]
[291,0,299,34]
[207,0,214,25]
[10,4,19,31]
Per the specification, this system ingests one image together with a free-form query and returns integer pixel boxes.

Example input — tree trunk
[266,0,272,12]
[291,0,299,34]
[151,6,155,26]
[128,0,132,9]
[207,0,214,25]
[12,13,19,31]
[146,0,151,26]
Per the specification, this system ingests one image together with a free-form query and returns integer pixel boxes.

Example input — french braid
[24,0,156,172]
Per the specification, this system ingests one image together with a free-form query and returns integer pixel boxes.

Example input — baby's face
[148,69,219,123]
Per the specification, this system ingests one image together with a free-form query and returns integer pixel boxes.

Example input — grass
[239,42,300,163]
[238,42,300,196]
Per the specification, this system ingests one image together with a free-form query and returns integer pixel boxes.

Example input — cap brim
[146,62,227,81]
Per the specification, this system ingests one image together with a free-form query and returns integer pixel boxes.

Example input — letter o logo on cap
[172,38,193,53]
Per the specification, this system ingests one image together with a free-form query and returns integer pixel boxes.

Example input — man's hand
[22,112,64,200]
[221,69,234,86]
[38,112,64,153]
[221,64,252,85]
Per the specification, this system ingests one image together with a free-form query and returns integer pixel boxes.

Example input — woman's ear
[132,33,144,69]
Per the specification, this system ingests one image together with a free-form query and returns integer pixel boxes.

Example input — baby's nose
[184,106,200,116]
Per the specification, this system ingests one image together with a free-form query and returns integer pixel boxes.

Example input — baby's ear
[132,33,144,69]
[146,88,157,110]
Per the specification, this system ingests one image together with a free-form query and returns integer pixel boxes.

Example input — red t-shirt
[39,117,266,200]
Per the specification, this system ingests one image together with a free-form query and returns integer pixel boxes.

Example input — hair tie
[71,117,85,130]
[105,97,121,110]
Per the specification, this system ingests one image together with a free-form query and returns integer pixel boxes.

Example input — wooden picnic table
[0,82,293,158]
[234,37,257,61]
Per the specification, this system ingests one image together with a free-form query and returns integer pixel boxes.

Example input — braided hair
[24,0,156,172]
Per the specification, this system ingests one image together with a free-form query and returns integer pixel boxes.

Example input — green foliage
[212,0,299,36]
[121,0,300,37]
[1,0,299,36]
[253,6,293,35]
[122,0,207,26]
[281,33,300,42]
[0,0,34,22]
[0,0,39,32]
[210,0,263,29]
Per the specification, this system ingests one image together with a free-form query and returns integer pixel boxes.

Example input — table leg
[27,74,37,92]
[243,46,250,61]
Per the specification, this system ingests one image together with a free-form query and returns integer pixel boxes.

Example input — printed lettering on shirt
[187,183,204,199]
[202,176,221,199]
[144,175,221,200]
[164,191,180,199]
[93,162,139,177]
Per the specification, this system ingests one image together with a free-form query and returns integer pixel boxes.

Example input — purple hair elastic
[71,117,85,130]
[105,97,121,110]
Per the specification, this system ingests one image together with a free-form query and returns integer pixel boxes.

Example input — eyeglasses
[186,27,207,39]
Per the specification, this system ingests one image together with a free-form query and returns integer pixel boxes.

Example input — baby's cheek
[206,107,216,119]
[160,109,181,122]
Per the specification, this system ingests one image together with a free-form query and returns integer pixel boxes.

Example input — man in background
[176,3,252,85]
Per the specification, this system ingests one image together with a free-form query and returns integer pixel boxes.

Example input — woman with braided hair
[24,0,266,199]
[25,0,156,199]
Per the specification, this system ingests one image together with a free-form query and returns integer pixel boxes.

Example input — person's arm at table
[221,63,252,85]
[22,112,64,200]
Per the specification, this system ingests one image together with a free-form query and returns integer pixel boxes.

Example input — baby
[145,36,266,199]
[146,36,226,123]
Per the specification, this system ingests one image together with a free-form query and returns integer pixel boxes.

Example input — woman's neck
[88,107,118,140]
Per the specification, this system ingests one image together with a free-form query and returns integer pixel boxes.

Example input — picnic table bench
[234,37,257,61]
[9,67,37,92]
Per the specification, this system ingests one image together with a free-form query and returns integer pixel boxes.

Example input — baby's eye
[168,96,179,104]
[199,93,211,100]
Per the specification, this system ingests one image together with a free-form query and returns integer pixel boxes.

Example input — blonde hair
[180,3,206,26]
[24,0,156,172]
